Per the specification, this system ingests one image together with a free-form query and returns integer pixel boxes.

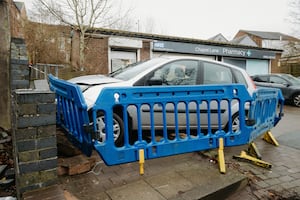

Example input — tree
[288,0,300,37]
[31,0,132,71]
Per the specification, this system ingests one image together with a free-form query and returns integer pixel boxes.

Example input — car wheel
[292,93,300,107]
[95,112,124,147]
[231,113,240,132]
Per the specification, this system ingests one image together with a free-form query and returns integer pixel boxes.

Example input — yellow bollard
[139,149,145,175]
[263,131,279,146]
[218,138,226,174]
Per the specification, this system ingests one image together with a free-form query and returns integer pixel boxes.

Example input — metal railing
[29,63,64,80]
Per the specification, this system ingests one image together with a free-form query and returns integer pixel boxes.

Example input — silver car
[69,57,256,146]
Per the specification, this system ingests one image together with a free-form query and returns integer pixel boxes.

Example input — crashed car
[69,56,256,145]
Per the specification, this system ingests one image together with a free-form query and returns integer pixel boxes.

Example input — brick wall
[12,90,58,199]
[11,38,30,89]
[85,36,109,74]
[141,41,151,61]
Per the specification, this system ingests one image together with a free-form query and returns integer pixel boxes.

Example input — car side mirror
[148,77,163,86]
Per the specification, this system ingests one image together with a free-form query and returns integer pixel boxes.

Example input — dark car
[251,73,300,107]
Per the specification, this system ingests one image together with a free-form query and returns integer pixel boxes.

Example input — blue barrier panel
[248,87,284,142]
[91,85,283,166]
[48,74,284,166]
[48,75,93,156]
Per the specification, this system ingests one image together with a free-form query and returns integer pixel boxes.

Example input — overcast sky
[22,0,294,40]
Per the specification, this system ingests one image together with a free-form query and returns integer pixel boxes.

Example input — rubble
[0,128,15,198]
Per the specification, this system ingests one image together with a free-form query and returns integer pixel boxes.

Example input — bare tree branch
[31,0,134,71]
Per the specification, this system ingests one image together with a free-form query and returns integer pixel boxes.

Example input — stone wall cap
[14,89,53,94]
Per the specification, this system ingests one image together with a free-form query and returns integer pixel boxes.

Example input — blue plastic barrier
[48,74,284,166]
[48,75,93,156]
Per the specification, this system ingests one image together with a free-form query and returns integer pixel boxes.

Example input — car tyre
[95,112,124,147]
[292,93,300,107]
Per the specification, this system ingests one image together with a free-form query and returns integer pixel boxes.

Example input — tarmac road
[274,105,300,150]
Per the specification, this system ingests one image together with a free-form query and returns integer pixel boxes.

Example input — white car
[69,56,256,146]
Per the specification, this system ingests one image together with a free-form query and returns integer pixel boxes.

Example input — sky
[22,0,294,40]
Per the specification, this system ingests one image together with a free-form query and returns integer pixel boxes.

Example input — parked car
[251,73,300,107]
[69,56,256,145]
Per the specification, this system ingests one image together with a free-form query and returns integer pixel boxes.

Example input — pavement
[22,105,300,200]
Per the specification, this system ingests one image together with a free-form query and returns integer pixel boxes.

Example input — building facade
[77,29,282,77]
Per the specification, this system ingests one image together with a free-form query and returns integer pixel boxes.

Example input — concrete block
[18,151,39,162]
[34,79,50,90]
[10,59,28,65]
[39,148,57,160]
[11,80,30,89]
[37,137,57,149]
[15,127,37,140]
[37,125,56,138]
[19,159,57,174]
[17,140,36,152]
[37,104,56,115]
[17,115,56,128]
[14,90,55,104]
[11,38,26,44]
[38,159,57,171]
[18,104,37,116]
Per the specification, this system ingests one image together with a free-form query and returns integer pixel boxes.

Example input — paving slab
[56,151,247,200]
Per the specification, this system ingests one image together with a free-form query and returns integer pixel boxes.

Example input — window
[203,62,233,84]
[233,70,248,87]
[253,76,268,82]
[148,60,199,86]
[270,76,287,85]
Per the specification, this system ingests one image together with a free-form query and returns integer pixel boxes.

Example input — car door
[200,61,236,129]
[269,75,290,99]
[139,59,200,130]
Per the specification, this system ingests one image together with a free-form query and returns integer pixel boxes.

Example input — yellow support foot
[139,149,145,175]
[263,131,279,146]
[247,142,262,159]
[218,138,226,174]
[233,151,272,169]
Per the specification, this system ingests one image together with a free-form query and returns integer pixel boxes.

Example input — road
[273,105,300,150]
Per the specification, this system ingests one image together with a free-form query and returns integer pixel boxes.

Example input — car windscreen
[109,58,167,81]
